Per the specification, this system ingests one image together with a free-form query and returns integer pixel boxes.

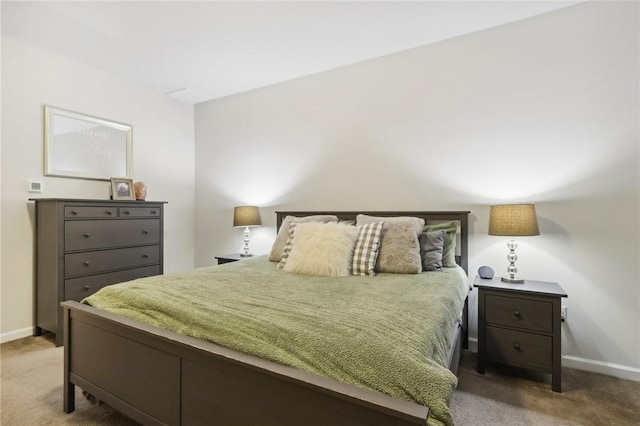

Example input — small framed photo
[110,177,135,200]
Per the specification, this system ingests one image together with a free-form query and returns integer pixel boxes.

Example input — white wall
[195,2,639,379]
[1,36,196,342]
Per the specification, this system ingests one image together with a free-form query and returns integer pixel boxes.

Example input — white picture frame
[110,177,135,200]
[44,105,132,181]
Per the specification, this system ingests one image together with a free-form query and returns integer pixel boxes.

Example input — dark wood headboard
[276,211,470,274]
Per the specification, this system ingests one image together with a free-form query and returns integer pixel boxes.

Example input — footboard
[62,301,430,425]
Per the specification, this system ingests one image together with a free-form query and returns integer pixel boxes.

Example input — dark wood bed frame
[62,211,470,425]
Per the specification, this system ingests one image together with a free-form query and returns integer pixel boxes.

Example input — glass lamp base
[501,276,525,284]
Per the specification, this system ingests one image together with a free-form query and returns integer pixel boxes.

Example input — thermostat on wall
[28,180,43,193]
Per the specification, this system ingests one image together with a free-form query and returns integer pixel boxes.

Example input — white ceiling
[2,1,580,104]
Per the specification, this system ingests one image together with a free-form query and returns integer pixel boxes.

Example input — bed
[62,210,470,426]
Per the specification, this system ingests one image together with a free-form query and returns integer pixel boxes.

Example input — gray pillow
[269,215,338,262]
[419,230,445,271]
[423,221,458,267]
[356,214,424,274]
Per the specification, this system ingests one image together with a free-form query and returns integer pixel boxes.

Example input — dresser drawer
[485,294,552,332]
[65,219,160,251]
[65,245,160,277]
[119,206,162,217]
[65,206,117,218]
[485,326,552,368]
[64,265,161,301]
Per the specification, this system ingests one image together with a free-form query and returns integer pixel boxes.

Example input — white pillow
[269,215,338,262]
[282,222,358,277]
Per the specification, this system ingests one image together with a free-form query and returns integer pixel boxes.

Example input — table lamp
[488,203,540,283]
[233,206,261,257]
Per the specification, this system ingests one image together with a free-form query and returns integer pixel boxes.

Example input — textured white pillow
[269,215,338,262]
[283,222,358,277]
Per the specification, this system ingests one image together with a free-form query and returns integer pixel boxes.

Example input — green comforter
[84,256,469,426]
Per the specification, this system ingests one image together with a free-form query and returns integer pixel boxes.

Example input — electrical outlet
[561,306,567,322]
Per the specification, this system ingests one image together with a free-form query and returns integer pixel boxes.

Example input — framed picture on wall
[44,105,133,181]
[110,177,135,200]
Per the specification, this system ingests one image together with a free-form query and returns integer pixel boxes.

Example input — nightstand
[214,253,247,265]
[474,276,567,392]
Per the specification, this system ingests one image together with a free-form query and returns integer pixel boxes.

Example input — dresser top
[29,198,167,204]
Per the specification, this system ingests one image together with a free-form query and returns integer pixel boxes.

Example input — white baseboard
[466,337,639,382]
[0,327,34,344]
[562,355,640,382]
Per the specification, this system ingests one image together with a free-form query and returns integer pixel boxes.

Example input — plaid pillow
[352,221,384,276]
[277,222,298,268]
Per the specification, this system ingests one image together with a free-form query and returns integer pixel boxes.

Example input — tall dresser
[31,198,166,346]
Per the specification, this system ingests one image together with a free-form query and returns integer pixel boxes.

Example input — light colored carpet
[451,352,639,425]
[1,334,639,425]
[1,335,139,425]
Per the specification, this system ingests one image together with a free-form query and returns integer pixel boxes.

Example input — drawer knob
[124,211,130,215]
[514,310,521,318]
[84,233,91,238]
[142,254,149,258]
[142,229,149,234]
[514,343,521,350]
[150,211,157,214]
[84,261,91,266]
[71,210,78,215]
[107,210,113,215]
[84,285,91,290]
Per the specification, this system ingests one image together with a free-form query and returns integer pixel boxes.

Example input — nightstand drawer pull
[84,261,91,266]
[142,254,149,258]
[84,285,91,290]
[514,343,521,350]
[142,229,149,234]
[84,233,91,238]
[514,310,521,317]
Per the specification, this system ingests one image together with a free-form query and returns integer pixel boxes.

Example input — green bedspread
[84,256,469,426]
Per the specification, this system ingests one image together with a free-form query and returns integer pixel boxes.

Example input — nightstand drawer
[485,294,552,332]
[485,326,552,368]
